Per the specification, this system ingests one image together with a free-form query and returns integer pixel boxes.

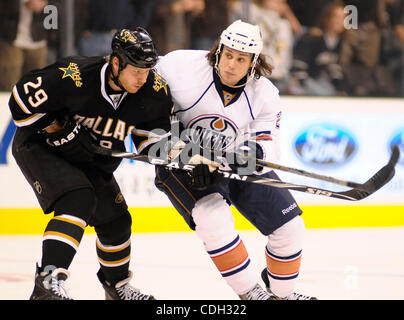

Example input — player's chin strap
[109,56,127,91]
[214,44,258,89]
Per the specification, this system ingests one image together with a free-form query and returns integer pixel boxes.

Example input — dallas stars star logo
[59,62,83,87]
[153,72,168,95]
[121,30,136,43]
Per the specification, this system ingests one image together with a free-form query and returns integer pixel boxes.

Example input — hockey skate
[238,283,281,300]
[261,268,317,300]
[97,270,156,300]
[30,263,72,300]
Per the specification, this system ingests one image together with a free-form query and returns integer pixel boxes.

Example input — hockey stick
[94,145,399,201]
[228,149,396,192]
[130,126,396,192]
[254,158,365,190]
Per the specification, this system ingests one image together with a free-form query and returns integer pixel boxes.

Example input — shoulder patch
[59,62,83,87]
[152,70,168,95]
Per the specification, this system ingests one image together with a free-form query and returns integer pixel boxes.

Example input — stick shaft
[94,145,399,201]
[255,158,362,188]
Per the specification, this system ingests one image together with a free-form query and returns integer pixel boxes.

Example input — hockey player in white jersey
[153,20,316,300]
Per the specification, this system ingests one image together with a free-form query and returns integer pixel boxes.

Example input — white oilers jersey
[155,50,282,165]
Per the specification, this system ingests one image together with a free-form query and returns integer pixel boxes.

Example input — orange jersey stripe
[255,134,272,141]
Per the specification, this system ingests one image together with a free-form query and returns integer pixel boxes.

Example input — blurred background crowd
[0,0,403,97]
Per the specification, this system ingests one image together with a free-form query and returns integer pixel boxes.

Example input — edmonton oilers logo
[389,127,404,166]
[294,123,357,167]
[187,114,239,149]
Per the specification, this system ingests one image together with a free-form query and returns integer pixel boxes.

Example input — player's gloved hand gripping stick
[44,118,97,164]
[188,140,265,190]
[228,140,265,173]
[132,126,224,190]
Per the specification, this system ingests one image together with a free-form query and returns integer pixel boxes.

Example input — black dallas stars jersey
[9,56,172,173]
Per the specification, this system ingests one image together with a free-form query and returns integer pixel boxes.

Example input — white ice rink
[1,227,404,300]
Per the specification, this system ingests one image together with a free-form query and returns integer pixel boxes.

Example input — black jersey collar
[212,69,246,107]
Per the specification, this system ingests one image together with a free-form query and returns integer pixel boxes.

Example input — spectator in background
[149,0,171,54]
[388,0,404,45]
[190,0,229,50]
[290,1,348,96]
[230,0,301,35]
[228,0,300,94]
[46,0,90,64]
[150,0,205,55]
[287,0,335,34]
[78,0,155,57]
[0,0,48,91]
[384,0,404,96]
[339,0,396,96]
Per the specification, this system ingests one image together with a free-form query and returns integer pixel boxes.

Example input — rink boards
[1,94,403,233]
[1,205,404,234]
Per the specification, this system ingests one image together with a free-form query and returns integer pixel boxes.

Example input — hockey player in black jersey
[9,28,172,300]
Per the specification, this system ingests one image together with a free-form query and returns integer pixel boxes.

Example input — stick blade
[341,146,400,200]
[364,145,399,191]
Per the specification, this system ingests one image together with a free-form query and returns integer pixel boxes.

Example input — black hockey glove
[190,164,223,190]
[45,120,97,164]
[229,140,264,174]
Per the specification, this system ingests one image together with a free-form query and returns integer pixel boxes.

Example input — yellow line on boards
[0,206,403,234]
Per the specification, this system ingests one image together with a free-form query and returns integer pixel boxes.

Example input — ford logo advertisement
[294,124,357,167]
[389,127,404,166]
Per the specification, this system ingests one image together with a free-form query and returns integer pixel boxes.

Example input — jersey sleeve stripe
[12,86,32,114]
[14,112,47,127]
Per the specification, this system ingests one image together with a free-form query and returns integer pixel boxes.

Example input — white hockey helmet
[219,20,263,56]
[215,20,263,87]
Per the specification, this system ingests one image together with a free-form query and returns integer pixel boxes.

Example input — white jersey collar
[100,62,128,110]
